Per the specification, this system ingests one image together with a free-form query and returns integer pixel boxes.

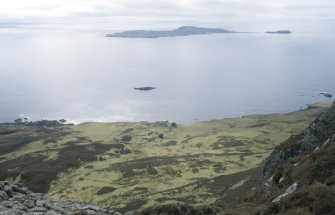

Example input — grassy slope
[0,103,331,212]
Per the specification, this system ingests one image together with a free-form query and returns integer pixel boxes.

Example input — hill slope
[0,103,332,213]
[140,101,335,215]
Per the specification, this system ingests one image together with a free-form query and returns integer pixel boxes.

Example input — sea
[0,25,334,124]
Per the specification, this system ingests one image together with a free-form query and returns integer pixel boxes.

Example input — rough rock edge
[263,101,335,181]
[0,181,121,215]
[271,182,298,203]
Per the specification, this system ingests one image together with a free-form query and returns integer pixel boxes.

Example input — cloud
[0,0,334,30]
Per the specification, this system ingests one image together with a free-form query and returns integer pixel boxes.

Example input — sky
[0,0,335,32]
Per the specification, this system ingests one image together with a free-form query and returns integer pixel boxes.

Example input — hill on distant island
[106,26,235,38]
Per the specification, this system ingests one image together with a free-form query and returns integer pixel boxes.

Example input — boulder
[12,203,28,212]
[23,198,35,209]
[29,206,47,213]
[0,191,8,201]
[2,209,27,215]
[45,210,61,215]
[3,186,13,198]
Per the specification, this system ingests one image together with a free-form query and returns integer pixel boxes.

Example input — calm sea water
[0,30,334,123]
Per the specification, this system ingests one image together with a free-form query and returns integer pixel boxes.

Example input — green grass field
[0,102,331,212]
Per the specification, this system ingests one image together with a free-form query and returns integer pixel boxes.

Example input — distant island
[266,30,292,34]
[320,92,333,98]
[106,26,235,38]
[134,87,156,91]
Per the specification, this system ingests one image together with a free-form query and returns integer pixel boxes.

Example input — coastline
[0,102,332,211]
[64,101,332,126]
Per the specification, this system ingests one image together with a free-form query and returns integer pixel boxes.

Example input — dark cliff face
[263,101,335,181]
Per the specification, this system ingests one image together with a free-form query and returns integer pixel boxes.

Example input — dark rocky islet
[265,30,292,34]
[133,87,156,91]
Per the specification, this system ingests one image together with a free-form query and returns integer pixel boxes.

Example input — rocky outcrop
[0,181,121,215]
[263,101,335,180]
[271,182,298,203]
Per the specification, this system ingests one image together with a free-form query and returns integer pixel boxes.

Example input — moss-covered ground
[0,103,331,212]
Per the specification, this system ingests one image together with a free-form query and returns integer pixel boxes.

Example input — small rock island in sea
[265,30,292,34]
[320,92,333,98]
[134,87,156,91]
[106,26,235,38]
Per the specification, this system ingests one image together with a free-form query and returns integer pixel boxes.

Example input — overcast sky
[1,0,335,32]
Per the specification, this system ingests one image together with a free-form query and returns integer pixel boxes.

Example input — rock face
[263,101,335,180]
[271,182,298,203]
[0,181,121,215]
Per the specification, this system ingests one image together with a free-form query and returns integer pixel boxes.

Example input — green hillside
[0,103,331,212]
